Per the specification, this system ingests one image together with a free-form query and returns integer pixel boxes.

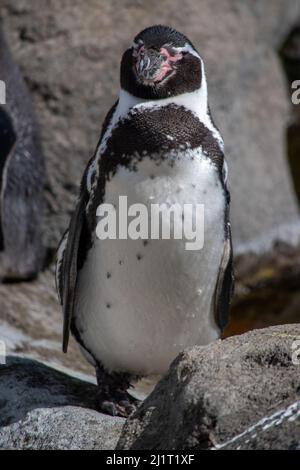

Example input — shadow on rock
[0,356,124,450]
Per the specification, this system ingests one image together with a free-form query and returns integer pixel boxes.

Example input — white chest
[75,152,225,375]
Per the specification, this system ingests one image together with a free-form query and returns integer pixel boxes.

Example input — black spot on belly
[106,272,111,279]
[106,303,111,309]
[136,253,143,260]
[143,240,149,247]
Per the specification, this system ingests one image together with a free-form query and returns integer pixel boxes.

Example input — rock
[0,270,94,376]
[281,23,300,208]
[1,0,300,253]
[224,242,300,337]
[117,324,300,450]
[0,26,45,280]
[0,356,124,450]
[0,407,123,450]
[214,400,300,450]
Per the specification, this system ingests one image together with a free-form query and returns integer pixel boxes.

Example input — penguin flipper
[61,195,86,353]
[213,221,234,332]
[57,101,118,352]
[55,229,69,306]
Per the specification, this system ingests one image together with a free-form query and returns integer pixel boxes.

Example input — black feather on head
[121,25,202,99]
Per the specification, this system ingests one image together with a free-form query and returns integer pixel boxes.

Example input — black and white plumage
[56,25,233,417]
[0,27,45,281]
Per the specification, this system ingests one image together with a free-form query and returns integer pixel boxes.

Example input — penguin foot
[95,363,140,417]
[97,390,139,417]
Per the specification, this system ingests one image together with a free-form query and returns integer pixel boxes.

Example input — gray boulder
[117,324,300,450]
[214,399,300,450]
[0,356,124,450]
[1,0,300,253]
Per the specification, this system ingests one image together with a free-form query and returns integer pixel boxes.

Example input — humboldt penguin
[56,25,233,417]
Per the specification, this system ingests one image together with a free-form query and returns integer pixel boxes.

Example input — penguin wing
[55,229,69,305]
[56,100,119,353]
[213,219,234,332]
[60,195,86,353]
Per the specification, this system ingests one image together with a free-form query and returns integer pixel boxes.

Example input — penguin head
[121,25,202,99]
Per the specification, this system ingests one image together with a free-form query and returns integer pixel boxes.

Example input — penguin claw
[97,393,139,418]
[119,400,137,415]
[100,400,119,417]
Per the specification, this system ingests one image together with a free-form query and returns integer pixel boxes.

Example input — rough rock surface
[0,356,124,450]
[1,0,300,252]
[214,400,300,450]
[0,269,94,376]
[117,324,300,450]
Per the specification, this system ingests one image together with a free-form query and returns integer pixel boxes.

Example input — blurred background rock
[0,0,300,375]
[0,26,45,281]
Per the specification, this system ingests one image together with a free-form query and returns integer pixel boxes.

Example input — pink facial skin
[134,44,183,83]
[153,48,182,82]
[159,47,183,63]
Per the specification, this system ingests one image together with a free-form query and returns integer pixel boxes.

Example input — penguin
[0,26,45,280]
[56,25,234,417]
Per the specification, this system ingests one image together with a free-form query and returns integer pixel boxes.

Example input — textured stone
[0,356,124,450]
[214,400,300,450]
[117,324,300,450]
[0,270,94,376]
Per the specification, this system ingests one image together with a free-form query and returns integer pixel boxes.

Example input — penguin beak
[135,47,164,83]
[134,46,181,85]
